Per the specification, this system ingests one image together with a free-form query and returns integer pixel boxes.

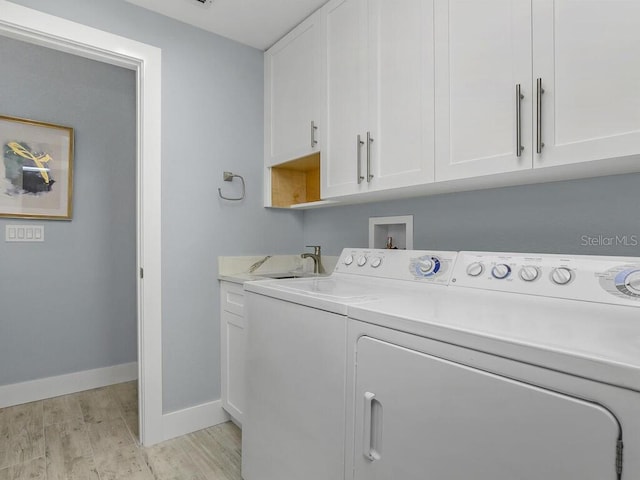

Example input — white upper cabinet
[323,0,435,198]
[266,0,640,208]
[367,0,435,191]
[532,0,640,169]
[434,0,640,181]
[322,0,368,198]
[435,0,533,182]
[265,12,323,166]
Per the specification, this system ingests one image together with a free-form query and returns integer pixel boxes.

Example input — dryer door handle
[363,392,382,462]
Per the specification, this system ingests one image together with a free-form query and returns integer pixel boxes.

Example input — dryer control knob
[519,266,540,282]
[491,264,511,280]
[624,270,640,295]
[616,269,640,296]
[370,257,382,268]
[357,255,368,267]
[551,267,573,285]
[466,262,484,277]
[343,255,354,266]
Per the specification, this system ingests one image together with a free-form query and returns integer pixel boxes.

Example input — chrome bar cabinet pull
[516,84,524,157]
[536,78,545,153]
[357,134,365,184]
[311,120,318,148]
[366,131,374,182]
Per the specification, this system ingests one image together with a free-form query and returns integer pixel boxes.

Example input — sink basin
[259,272,308,279]
[257,272,331,280]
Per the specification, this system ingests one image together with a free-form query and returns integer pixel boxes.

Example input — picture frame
[1,115,74,220]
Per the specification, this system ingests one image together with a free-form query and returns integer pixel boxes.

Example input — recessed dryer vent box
[369,215,413,250]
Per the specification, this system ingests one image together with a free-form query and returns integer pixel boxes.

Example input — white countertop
[218,254,338,285]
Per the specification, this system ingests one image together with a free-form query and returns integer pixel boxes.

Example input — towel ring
[218,171,245,201]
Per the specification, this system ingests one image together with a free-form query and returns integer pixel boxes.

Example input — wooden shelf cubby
[270,152,321,207]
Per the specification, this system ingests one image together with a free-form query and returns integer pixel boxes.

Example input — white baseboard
[0,362,138,409]
[163,399,230,441]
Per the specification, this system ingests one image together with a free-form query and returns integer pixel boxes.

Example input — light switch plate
[5,225,45,242]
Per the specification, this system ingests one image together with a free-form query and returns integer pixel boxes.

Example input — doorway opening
[0,1,163,446]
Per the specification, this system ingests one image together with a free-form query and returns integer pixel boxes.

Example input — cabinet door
[367,0,435,191]
[354,336,621,480]
[265,13,322,166]
[435,0,533,181]
[221,310,245,423]
[220,282,245,424]
[322,0,369,198]
[533,0,640,168]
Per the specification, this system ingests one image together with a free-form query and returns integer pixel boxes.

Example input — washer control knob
[491,264,511,280]
[370,257,382,268]
[466,262,484,277]
[418,258,434,273]
[357,255,368,267]
[614,269,640,297]
[519,266,540,282]
[413,256,441,277]
[551,267,573,285]
[343,255,354,266]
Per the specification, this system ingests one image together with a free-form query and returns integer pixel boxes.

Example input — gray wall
[8,0,639,416]
[303,173,640,258]
[6,0,304,412]
[0,37,137,385]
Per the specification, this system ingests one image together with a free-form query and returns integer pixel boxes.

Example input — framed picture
[1,115,74,220]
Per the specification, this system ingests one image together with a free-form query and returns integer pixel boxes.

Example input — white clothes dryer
[345,251,640,480]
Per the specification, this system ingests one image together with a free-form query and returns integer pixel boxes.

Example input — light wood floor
[0,382,242,480]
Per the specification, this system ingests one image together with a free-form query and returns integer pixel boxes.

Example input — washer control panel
[452,252,640,306]
[335,248,458,284]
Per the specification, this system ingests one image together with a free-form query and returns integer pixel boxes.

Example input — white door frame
[0,1,164,445]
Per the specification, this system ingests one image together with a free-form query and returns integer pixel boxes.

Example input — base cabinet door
[220,281,245,424]
[265,12,323,165]
[221,310,245,423]
[434,0,533,181]
[366,0,435,191]
[533,0,640,168]
[353,336,621,480]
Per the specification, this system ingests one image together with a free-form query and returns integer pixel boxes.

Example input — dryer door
[353,336,621,480]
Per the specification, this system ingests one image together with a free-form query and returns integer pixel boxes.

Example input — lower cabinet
[220,281,245,425]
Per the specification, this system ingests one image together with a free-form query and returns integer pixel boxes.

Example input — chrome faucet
[301,245,325,274]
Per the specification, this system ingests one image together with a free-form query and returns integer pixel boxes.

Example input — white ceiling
[125,0,327,50]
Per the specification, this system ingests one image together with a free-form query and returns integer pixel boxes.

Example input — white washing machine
[345,251,640,480]
[241,248,458,480]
